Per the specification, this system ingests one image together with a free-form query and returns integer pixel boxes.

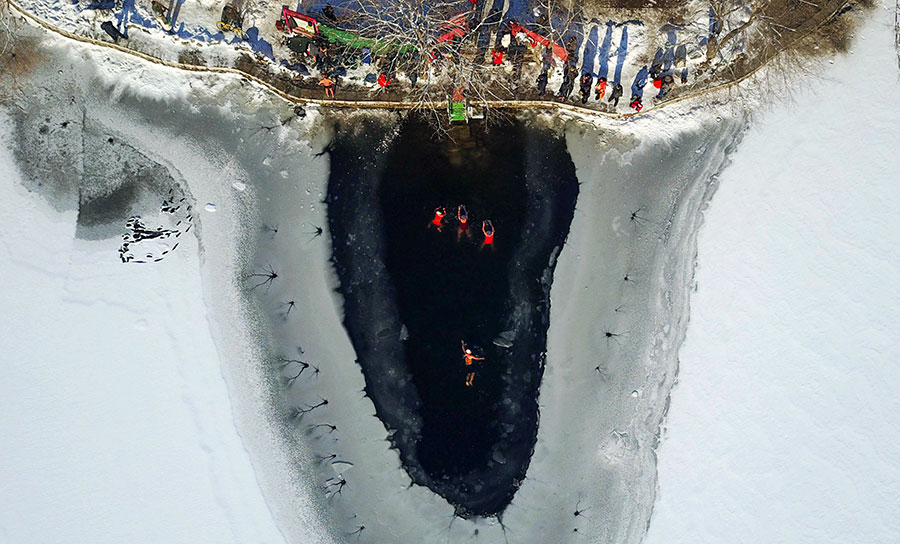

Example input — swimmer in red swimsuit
[482,220,494,246]
[457,204,472,241]
[431,206,446,231]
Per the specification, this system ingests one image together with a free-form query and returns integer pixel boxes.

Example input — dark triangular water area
[327,114,578,516]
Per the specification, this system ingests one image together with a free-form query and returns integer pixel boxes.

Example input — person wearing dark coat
[557,65,576,101]
[657,73,675,99]
[101,21,126,42]
[557,80,573,101]
[536,71,548,96]
[579,73,593,104]
[608,83,623,107]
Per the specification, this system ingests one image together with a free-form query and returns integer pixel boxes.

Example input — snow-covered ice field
[1,1,899,542]
[646,3,900,543]
[0,115,286,543]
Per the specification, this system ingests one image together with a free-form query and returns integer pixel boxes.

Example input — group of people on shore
[294,9,689,114]
[536,61,625,108]
[528,32,693,112]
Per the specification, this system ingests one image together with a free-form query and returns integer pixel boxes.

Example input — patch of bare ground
[793,0,875,56]
[582,0,684,8]
[710,0,873,66]
[665,0,875,103]
[579,0,688,22]
[0,5,45,105]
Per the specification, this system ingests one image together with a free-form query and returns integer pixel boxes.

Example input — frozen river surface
[3,5,899,542]
[0,24,741,542]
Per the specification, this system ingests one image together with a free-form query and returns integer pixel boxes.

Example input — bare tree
[246,264,278,292]
[325,475,349,498]
[321,0,521,129]
[530,0,581,57]
[293,396,328,419]
[895,0,900,71]
[701,0,863,78]
[704,0,755,63]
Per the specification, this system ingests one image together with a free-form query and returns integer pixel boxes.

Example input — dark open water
[327,114,578,516]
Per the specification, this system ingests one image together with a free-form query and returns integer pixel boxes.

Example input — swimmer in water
[461,340,485,366]
[457,204,472,241]
[482,219,494,246]
[430,206,446,231]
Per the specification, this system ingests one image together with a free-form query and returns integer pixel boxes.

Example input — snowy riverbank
[0,18,740,542]
[8,5,896,542]
[0,111,289,542]
[646,3,900,543]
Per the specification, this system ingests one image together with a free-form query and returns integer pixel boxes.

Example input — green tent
[318,24,416,55]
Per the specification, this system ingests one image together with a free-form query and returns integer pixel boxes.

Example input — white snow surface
[3,3,898,542]
[0,20,737,543]
[646,4,900,543]
[0,117,286,543]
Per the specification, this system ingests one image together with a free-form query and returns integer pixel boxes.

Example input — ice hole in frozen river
[327,115,578,516]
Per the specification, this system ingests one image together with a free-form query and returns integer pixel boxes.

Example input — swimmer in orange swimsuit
[461,340,484,366]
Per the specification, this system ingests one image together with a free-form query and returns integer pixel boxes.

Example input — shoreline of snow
[491,111,746,542]
[0,105,291,543]
[85,63,341,544]
[8,0,808,118]
[1,24,339,543]
[645,3,900,542]
[1,13,782,543]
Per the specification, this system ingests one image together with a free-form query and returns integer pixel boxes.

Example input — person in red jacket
[630,96,643,112]
[482,219,494,245]
[377,72,391,87]
[595,76,607,100]
[457,205,468,228]
[492,48,503,65]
